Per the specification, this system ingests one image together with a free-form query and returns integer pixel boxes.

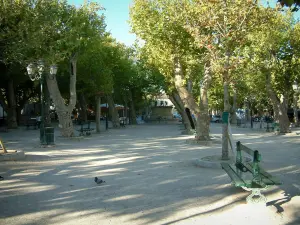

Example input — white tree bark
[198,61,212,140]
[266,73,290,133]
[46,54,77,137]
[294,94,299,126]
[231,87,237,124]
[107,94,120,128]
[173,56,210,140]
[222,49,231,160]
[169,91,192,131]
[222,81,230,160]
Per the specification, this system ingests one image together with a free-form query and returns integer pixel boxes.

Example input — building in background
[147,93,175,121]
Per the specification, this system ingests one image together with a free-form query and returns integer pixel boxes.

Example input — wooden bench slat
[244,162,282,185]
[240,144,255,157]
[221,163,246,187]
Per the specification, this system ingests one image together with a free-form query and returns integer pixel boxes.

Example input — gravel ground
[0,122,299,225]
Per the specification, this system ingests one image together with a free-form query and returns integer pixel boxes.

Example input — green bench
[26,118,37,129]
[77,121,94,136]
[221,141,281,203]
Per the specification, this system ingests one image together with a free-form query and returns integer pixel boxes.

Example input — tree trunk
[123,98,128,118]
[169,91,192,131]
[221,48,232,160]
[266,73,290,133]
[43,82,51,127]
[6,79,18,129]
[173,56,209,140]
[294,94,299,126]
[78,93,87,122]
[197,61,212,140]
[107,94,120,128]
[46,54,77,137]
[16,106,22,125]
[222,81,230,160]
[231,87,237,124]
[175,95,192,130]
[95,95,101,133]
[272,104,279,121]
[128,90,137,125]
[187,79,193,93]
[246,101,251,122]
[282,93,288,112]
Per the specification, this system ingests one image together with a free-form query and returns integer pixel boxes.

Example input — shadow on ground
[0,123,299,224]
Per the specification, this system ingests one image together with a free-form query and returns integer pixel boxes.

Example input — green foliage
[0,0,106,65]
[243,8,300,98]
[130,0,205,104]
[77,35,114,96]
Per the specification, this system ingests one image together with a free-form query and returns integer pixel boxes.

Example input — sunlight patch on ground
[104,194,144,202]
[0,183,58,196]
[157,179,180,185]
[91,167,128,174]
[269,165,297,173]
[132,142,161,146]
[3,209,70,225]
[286,169,300,174]
[67,156,144,168]
[10,169,53,177]
[49,209,107,223]
[150,161,171,165]
[42,196,73,203]
[55,169,72,175]
[293,183,300,191]
[214,184,231,189]
[193,184,220,191]
[59,186,100,195]
[213,174,228,179]
[152,136,193,141]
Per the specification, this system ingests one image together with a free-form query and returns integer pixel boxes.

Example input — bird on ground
[0,176,4,181]
[94,177,105,184]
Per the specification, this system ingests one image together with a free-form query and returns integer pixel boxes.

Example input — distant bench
[77,121,94,136]
[26,118,37,129]
[221,141,281,203]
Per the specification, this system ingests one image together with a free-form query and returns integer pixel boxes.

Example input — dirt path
[0,123,299,225]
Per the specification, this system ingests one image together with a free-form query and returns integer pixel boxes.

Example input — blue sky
[68,0,298,47]
[68,0,135,46]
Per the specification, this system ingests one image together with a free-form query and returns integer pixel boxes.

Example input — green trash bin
[45,127,55,145]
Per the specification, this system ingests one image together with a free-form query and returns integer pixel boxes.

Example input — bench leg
[242,186,268,204]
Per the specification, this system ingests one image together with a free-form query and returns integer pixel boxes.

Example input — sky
[68,0,136,46]
[68,0,299,47]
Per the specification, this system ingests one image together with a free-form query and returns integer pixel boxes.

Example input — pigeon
[94,177,105,184]
[0,176,3,181]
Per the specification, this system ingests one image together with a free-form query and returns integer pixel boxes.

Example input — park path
[0,122,299,225]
